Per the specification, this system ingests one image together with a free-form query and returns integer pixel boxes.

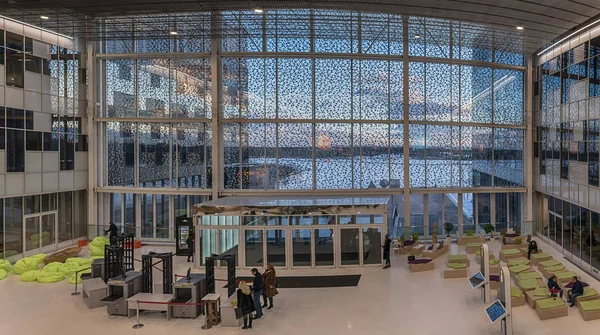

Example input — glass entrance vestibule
[192,196,389,269]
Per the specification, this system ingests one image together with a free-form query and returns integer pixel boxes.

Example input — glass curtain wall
[1,191,87,261]
[98,10,526,241]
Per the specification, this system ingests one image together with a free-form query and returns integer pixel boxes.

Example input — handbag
[234,307,242,319]
[408,253,416,261]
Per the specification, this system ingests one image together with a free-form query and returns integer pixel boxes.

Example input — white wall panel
[42,172,59,192]
[25,173,42,194]
[5,87,24,109]
[42,152,59,172]
[24,91,42,112]
[25,152,42,173]
[5,174,25,195]
[59,171,74,190]
[24,71,42,93]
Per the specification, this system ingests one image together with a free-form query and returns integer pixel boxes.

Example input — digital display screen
[179,226,190,249]
[485,300,507,324]
[469,272,485,289]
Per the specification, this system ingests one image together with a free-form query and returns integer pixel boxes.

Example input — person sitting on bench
[527,240,538,259]
[567,276,584,307]
[547,275,563,299]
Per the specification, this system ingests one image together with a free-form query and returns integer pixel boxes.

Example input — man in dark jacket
[382,234,392,269]
[186,233,195,263]
[104,222,118,245]
[567,276,584,307]
[250,268,264,319]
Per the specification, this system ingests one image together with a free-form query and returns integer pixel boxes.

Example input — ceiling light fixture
[414,34,421,39]
[254,8,264,13]
[40,15,49,20]
[516,26,524,30]
[170,30,178,36]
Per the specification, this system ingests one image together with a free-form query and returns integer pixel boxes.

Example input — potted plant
[443,222,454,237]
[483,224,495,241]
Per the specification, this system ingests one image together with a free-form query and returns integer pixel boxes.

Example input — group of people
[547,275,585,307]
[237,264,279,330]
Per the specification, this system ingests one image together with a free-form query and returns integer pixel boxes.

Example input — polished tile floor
[1,238,599,335]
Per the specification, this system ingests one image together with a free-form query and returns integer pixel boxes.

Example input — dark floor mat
[226,275,361,288]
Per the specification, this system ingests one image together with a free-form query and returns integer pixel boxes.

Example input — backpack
[408,253,416,261]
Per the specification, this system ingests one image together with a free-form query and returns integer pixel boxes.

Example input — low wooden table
[202,293,222,329]
[127,293,173,320]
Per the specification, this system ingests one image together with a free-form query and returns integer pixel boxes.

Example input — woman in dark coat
[237,281,255,329]
[262,264,279,309]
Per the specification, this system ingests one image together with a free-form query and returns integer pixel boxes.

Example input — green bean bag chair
[90,255,104,260]
[31,254,47,264]
[21,270,41,282]
[42,232,50,240]
[37,271,65,283]
[91,236,110,247]
[65,257,93,267]
[0,260,11,272]
[88,244,104,257]
[43,262,72,276]
[14,258,39,275]
[0,269,7,280]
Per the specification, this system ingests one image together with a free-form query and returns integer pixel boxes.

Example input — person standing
[236,281,255,330]
[382,234,392,269]
[567,276,584,307]
[262,264,279,309]
[250,268,264,319]
[104,222,118,245]
[186,232,195,263]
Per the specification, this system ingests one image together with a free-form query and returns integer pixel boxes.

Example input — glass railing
[390,221,535,240]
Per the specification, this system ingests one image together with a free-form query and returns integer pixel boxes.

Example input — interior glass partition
[193,196,388,268]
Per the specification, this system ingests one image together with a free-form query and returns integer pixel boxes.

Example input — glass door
[363,227,382,265]
[244,229,264,268]
[266,228,286,268]
[41,213,57,253]
[291,228,311,267]
[340,227,360,266]
[314,228,334,267]
[24,216,40,255]
[199,228,218,266]
[23,212,57,256]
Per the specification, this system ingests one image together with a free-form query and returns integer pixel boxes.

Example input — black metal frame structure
[142,252,173,294]
[103,245,124,282]
[115,233,134,272]
[205,254,236,297]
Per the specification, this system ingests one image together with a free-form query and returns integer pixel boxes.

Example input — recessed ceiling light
[414,34,421,39]
[170,30,178,35]
[40,15,49,20]
[254,8,263,13]
[516,26,524,30]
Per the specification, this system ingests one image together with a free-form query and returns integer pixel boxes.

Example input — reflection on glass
[245,229,263,267]
[292,229,311,266]
[5,197,23,256]
[25,217,40,252]
[42,214,55,249]
[363,228,382,265]
[314,228,334,266]
[156,194,169,238]
[201,229,217,266]
[124,193,136,236]
[220,229,239,266]
[339,216,354,224]
[428,194,443,236]
[58,192,72,243]
[141,194,153,238]
[267,229,286,267]
[341,228,359,265]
